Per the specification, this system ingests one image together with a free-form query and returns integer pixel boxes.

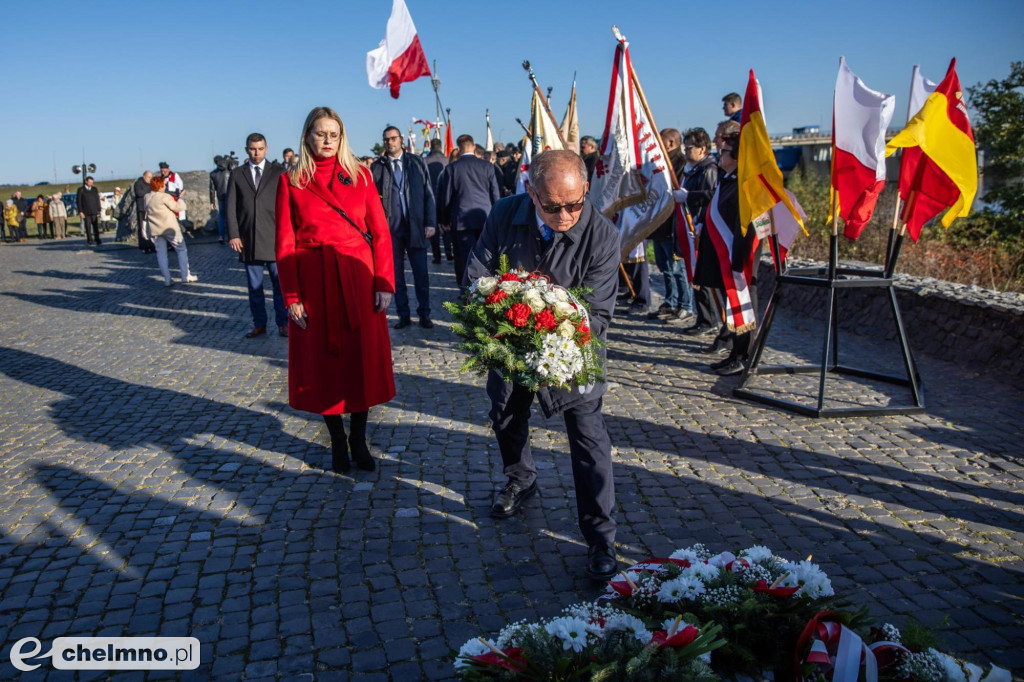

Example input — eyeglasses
[536,192,586,214]
[311,131,341,142]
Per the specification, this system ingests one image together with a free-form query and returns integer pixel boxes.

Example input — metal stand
[733,234,924,417]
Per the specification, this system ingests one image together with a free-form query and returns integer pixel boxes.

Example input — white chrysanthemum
[604,613,650,642]
[656,578,688,603]
[683,562,720,582]
[545,617,590,652]
[661,616,693,634]
[739,545,774,563]
[522,289,546,313]
[669,547,701,563]
[475,276,498,296]
[455,638,494,669]
[778,560,834,598]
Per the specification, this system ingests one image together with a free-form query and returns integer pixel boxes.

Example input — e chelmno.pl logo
[9,637,200,672]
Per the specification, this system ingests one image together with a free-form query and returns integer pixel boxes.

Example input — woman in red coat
[276,106,396,473]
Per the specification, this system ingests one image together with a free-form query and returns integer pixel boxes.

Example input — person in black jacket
[134,172,155,252]
[424,139,453,263]
[465,150,622,581]
[437,134,501,289]
[371,126,437,329]
[209,156,232,245]
[699,130,761,376]
[75,177,102,246]
[226,133,288,338]
[678,127,721,336]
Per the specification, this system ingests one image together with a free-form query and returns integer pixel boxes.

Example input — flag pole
[768,210,783,274]
[885,190,915,279]
[886,65,919,273]
[829,192,840,281]
[521,60,568,148]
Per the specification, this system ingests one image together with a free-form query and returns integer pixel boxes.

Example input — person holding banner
[466,150,622,581]
[701,130,761,376]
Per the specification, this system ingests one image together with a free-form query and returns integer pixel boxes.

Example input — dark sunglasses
[537,192,586,214]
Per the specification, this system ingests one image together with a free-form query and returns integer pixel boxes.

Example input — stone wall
[179,170,215,232]
[755,259,1024,382]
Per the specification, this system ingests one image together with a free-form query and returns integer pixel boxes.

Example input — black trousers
[431,226,453,261]
[619,261,650,308]
[487,373,616,546]
[693,285,719,329]
[717,275,759,359]
[82,214,101,244]
[453,228,481,288]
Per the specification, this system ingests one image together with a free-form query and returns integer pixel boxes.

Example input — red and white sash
[705,186,756,333]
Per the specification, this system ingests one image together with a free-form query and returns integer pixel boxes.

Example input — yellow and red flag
[885,58,977,241]
[737,70,803,236]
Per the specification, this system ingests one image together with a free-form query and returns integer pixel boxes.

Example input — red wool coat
[276,155,396,414]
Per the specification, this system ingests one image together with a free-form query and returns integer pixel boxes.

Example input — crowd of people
[3,91,756,579]
[3,185,127,244]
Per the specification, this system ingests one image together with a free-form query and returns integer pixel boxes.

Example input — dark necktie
[254,165,262,190]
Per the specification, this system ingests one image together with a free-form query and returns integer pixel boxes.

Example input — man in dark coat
[209,156,232,245]
[424,138,452,264]
[372,126,437,329]
[11,191,29,241]
[465,150,621,581]
[226,133,288,338]
[75,178,102,246]
[679,127,721,336]
[580,136,599,184]
[438,134,501,289]
[134,171,155,252]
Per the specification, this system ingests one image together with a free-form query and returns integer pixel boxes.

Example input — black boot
[323,414,350,473]
[348,411,375,471]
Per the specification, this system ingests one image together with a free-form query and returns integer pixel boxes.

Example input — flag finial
[611,25,626,43]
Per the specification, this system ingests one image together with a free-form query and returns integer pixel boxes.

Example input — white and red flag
[831,57,896,240]
[366,0,431,99]
[589,27,673,259]
[705,187,756,334]
[750,189,807,266]
[515,89,564,194]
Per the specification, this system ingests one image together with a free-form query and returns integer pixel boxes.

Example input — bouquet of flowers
[601,544,866,678]
[444,257,603,391]
[454,602,725,681]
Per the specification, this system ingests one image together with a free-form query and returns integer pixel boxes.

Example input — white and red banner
[750,189,807,268]
[831,57,895,240]
[705,186,756,334]
[515,89,564,194]
[589,30,673,259]
[366,0,431,99]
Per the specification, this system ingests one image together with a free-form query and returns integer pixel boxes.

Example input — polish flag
[366,0,431,99]
[831,57,895,240]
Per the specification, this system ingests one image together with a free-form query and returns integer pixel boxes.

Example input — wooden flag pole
[828,192,840,281]
[885,190,915,279]
[620,263,637,299]
[768,209,783,274]
[885,194,902,272]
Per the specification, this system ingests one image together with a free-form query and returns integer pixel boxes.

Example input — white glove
[672,188,689,203]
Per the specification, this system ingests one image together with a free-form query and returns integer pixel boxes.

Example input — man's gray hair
[530,150,587,190]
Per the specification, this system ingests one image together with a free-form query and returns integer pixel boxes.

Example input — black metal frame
[733,234,924,417]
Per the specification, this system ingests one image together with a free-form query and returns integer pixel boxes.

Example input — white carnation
[553,301,575,318]
[522,289,546,313]
[499,280,522,294]
[553,287,570,302]
[557,320,576,338]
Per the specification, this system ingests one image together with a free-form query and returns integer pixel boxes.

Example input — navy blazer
[437,155,500,233]
[371,152,437,250]
[466,193,620,416]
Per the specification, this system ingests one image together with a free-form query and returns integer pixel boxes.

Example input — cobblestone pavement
[0,236,1021,680]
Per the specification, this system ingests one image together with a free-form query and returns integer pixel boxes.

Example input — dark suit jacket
[226,161,285,263]
[371,152,436,250]
[424,151,448,195]
[437,155,500,233]
[467,193,620,416]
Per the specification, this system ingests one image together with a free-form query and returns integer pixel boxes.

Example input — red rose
[506,303,531,327]
[534,309,558,331]
[498,272,522,282]
[485,290,508,306]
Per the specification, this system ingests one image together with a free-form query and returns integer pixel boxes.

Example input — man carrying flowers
[465,150,621,580]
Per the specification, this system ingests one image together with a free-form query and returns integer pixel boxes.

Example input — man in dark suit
[371,126,437,329]
[438,134,501,289]
[75,178,103,246]
[424,138,452,264]
[226,132,288,338]
[465,150,621,581]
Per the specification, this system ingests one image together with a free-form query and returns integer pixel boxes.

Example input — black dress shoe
[710,355,735,370]
[419,317,434,329]
[700,342,731,355]
[586,543,618,581]
[490,480,537,518]
[393,317,412,329]
[714,357,747,376]
[432,257,442,264]
[683,324,716,337]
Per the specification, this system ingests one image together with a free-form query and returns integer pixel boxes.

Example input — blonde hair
[289,106,365,188]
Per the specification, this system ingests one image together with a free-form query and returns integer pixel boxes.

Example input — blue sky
[1,0,1019,185]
